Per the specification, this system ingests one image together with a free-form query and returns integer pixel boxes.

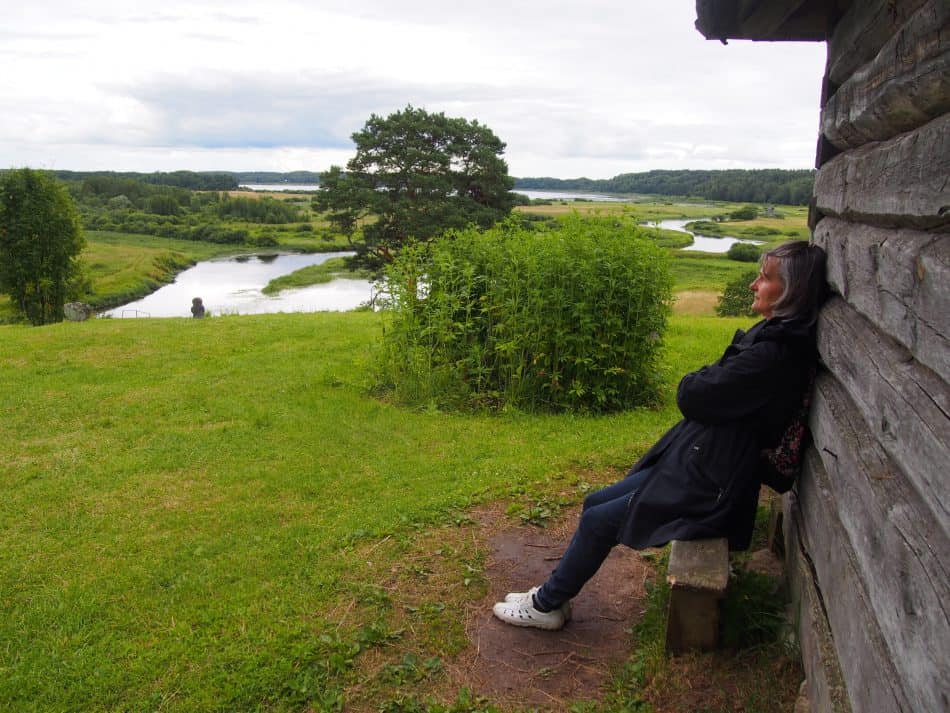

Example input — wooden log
[813,217,949,381]
[827,0,929,87]
[784,491,852,713]
[817,297,950,527]
[813,113,950,230]
[808,375,950,712]
[737,0,829,40]
[822,0,950,151]
[695,0,829,42]
[793,448,906,713]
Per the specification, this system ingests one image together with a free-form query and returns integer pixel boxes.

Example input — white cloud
[1,1,827,178]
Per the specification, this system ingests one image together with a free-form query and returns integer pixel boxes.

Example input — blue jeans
[534,467,652,611]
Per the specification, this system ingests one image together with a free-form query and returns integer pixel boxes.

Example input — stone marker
[64,302,94,321]
[191,297,206,318]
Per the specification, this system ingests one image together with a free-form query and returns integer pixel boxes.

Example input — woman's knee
[577,503,621,541]
[581,490,601,511]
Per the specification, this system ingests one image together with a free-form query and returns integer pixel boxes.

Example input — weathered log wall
[785,1,950,712]
[821,0,950,150]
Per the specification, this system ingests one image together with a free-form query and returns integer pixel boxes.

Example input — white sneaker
[492,598,567,630]
[503,585,540,603]
[503,586,572,621]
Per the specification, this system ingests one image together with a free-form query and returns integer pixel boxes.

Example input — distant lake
[105,252,374,318]
[513,189,626,202]
[239,183,320,192]
[239,184,627,203]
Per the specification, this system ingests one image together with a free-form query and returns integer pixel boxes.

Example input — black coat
[618,317,817,551]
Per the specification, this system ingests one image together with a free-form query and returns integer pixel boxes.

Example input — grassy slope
[0,311,753,710]
[81,231,243,308]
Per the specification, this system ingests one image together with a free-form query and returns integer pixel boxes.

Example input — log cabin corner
[694,2,949,712]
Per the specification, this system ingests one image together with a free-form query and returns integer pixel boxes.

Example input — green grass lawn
[0,311,754,711]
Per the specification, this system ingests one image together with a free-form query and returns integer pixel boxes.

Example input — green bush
[216,196,301,223]
[726,242,761,262]
[730,205,759,221]
[716,270,758,317]
[377,215,673,413]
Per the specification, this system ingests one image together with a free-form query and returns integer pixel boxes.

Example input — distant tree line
[53,170,238,191]
[58,174,304,246]
[515,169,815,205]
[230,171,322,185]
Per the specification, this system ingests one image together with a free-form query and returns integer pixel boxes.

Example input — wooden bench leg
[666,587,721,653]
[665,538,730,654]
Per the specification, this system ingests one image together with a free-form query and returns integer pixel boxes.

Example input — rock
[64,302,94,321]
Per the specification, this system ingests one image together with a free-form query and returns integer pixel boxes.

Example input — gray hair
[760,241,828,324]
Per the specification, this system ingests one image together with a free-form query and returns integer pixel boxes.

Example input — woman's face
[750,257,784,318]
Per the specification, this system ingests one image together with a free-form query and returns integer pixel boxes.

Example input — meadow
[0,195,810,710]
[1,311,759,711]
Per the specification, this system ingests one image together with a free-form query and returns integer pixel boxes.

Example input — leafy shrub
[730,205,759,221]
[250,233,278,247]
[216,196,301,223]
[726,242,761,262]
[377,215,673,413]
[716,270,758,317]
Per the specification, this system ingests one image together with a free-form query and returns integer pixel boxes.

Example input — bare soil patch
[342,496,800,712]
[450,505,653,709]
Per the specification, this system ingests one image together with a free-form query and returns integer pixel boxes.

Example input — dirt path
[448,506,653,709]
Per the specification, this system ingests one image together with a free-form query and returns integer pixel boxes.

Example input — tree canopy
[314,106,515,269]
[0,169,86,325]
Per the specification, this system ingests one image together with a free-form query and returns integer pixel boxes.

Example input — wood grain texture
[784,491,852,713]
[822,0,950,150]
[813,217,949,381]
[827,0,929,86]
[793,447,904,713]
[808,374,950,712]
[814,113,950,230]
[817,297,950,527]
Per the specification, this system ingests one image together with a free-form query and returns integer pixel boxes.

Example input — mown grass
[0,311,755,711]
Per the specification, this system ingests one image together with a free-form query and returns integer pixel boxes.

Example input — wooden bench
[665,538,730,653]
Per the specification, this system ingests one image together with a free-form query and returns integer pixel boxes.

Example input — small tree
[314,105,515,270]
[0,169,86,325]
[715,270,758,317]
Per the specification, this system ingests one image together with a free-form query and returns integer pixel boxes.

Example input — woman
[492,240,827,630]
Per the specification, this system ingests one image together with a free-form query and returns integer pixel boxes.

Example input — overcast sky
[2,1,827,179]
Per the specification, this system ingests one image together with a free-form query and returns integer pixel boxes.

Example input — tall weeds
[377,215,673,413]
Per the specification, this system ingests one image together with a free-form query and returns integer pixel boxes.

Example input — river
[657,219,761,253]
[106,192,756,317]
[105,251,374,318]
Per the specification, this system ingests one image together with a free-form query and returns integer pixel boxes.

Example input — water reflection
[106,251,374,318]
[657,219,761,253]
